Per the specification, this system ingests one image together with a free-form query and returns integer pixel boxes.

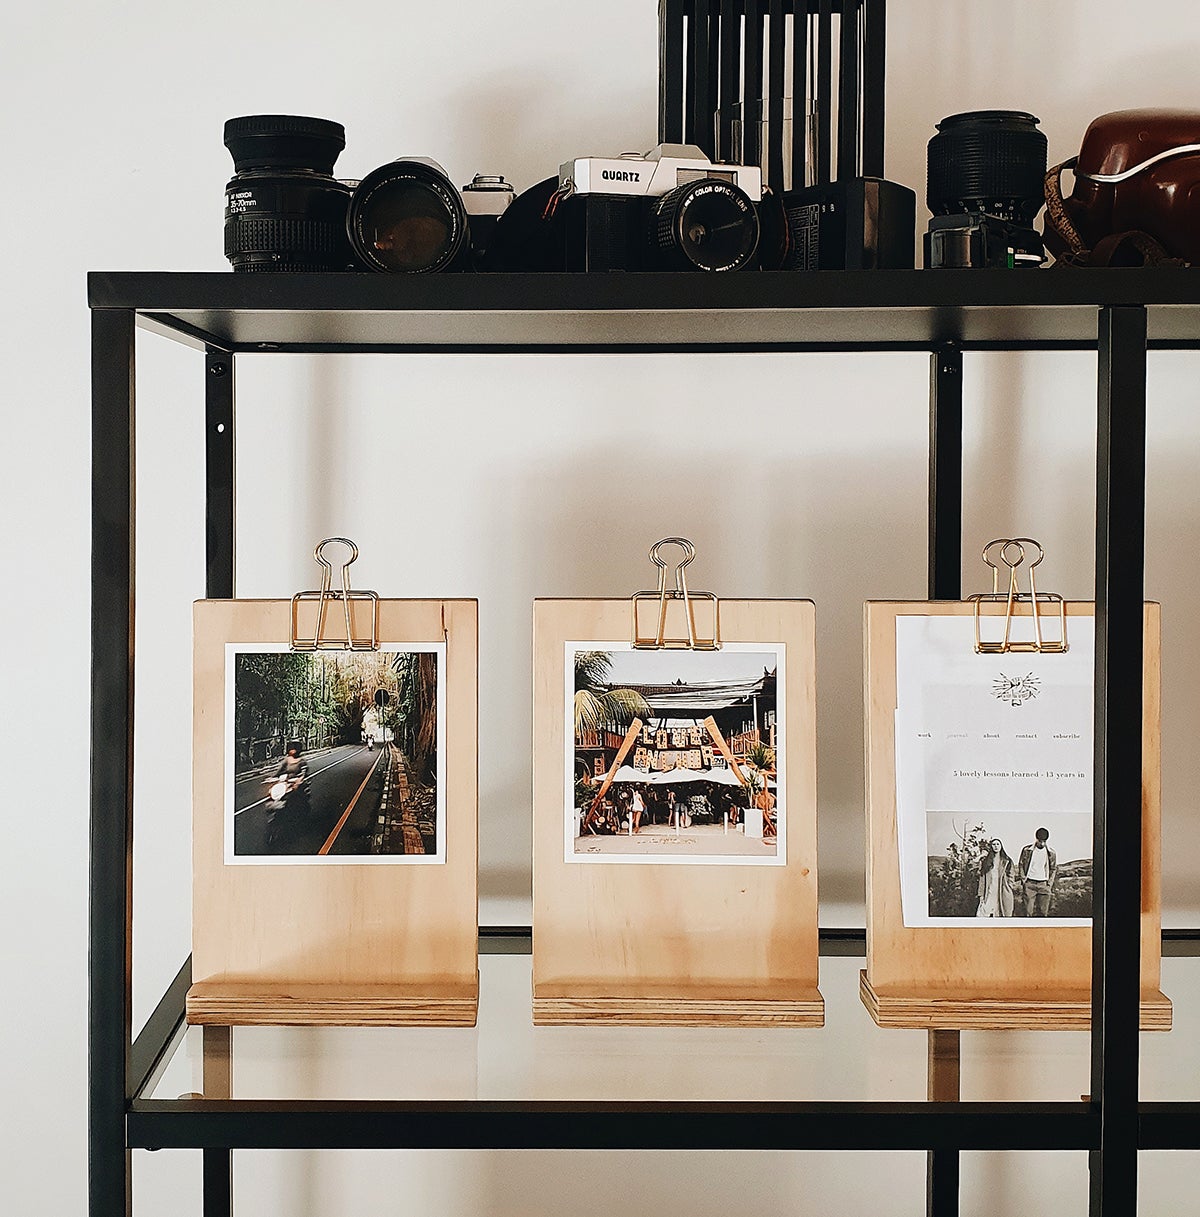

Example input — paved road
[233,743,386,857]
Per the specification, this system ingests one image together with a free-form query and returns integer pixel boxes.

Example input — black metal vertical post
[205,351,235,599]
[928,345,963,601]
[1089,305,1147,1217]
[204,1149,233,1217]
[90,309,135,1217]
[204,349,235,1214]
[926,343,963,1217]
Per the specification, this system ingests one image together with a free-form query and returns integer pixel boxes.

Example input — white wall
[4,1,1200,1213]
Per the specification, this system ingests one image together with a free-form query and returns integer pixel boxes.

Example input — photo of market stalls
[570,646,782,860]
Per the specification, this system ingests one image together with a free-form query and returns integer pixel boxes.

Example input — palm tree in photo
[573,651,650,736]
[743,740,777,802]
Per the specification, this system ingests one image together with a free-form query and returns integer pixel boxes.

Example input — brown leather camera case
[1046,109,1200,265]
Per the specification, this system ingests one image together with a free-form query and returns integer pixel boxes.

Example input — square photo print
[224,643,446,864]
[565,642,786,865]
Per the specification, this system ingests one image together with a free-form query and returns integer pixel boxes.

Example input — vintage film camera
[347,159,514,273]
[555,144,763,272]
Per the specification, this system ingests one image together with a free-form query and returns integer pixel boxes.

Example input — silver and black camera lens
[223,115,356,272]
[347,161,514,272]
[647,179,760,272]
[924,110,1048,268]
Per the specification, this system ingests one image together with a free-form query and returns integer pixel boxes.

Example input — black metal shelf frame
[89,271,1200,1217]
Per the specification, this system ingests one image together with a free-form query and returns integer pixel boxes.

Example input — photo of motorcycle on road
[226,645,444,863]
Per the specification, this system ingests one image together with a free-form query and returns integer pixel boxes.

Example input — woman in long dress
[976,838,1016,917]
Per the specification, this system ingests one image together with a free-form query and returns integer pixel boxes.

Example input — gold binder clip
[290,537,380,651]
[631,537,721,650]
[969,537,1067,655]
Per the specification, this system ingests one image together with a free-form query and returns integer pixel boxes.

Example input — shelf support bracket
[205,350,235,598]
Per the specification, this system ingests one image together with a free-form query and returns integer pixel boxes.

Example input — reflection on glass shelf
[150,952,1200,1106]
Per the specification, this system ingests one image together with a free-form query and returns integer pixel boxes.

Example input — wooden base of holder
[533,984,824,1027]
[859,971,1171,1031]
[186,979,479,1027]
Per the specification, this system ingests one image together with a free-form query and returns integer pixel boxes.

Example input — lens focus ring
[225,216,348,260]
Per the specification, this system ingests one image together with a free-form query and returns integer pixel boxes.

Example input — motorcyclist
[276,741,309,786]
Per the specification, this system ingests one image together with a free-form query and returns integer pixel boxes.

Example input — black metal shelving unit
[89,268,1200,1217]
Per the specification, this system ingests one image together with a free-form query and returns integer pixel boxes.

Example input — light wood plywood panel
[190,598,478,1026]
[863,600,1168,1030]
[533,599,821,1026]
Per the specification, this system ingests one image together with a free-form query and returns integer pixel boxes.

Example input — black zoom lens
[223,115,354,272]
[648,179,760,272]
[927,111,1047,222]
[347,160,468,273]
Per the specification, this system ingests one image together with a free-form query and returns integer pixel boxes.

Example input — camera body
[779,178,916,271]
[925,212,1044,269]
[556,144,763,272]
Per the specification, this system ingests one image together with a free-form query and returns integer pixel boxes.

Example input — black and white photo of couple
[927,811,1092,920]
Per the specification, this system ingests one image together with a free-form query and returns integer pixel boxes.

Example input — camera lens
[347,160,468,273]
[648,179,760,272]
[927,111,1047,222]
[223,115,355,272]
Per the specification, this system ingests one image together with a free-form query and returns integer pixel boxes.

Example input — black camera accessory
[648,179,760,271]
[924,110,1048,268]
[347,159,469,273]
[223,115,355,272]
[780,177,915,270]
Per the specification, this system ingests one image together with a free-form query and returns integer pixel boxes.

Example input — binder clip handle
[649,536,697,598]
[291,536,380,652]
[314,537,360,598]
[631,536,720,651]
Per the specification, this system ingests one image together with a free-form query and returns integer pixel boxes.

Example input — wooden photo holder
[862,600,1170,1031]
[533,598,821,1026]
[190,597,478,1027]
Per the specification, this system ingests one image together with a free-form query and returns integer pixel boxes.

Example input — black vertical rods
[861,0,885,177]
[836,0,860,179]
[766,0,786,189]
[659,0,686,143]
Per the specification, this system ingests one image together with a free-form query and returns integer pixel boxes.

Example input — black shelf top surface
[88,268,1200,352]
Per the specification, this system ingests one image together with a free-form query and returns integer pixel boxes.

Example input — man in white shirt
[1018,827,1058,917]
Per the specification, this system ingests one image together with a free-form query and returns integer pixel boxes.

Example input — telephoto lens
[646,178,760,272]
[925,110,1048,268]
[223,115,356,272]
[347,159,469,273]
